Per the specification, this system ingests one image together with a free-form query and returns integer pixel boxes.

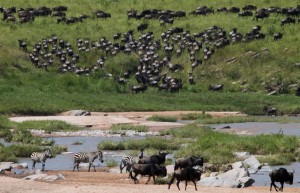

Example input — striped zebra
[31,148,52,171]
[73,151,104,172]
[120,149,144,173]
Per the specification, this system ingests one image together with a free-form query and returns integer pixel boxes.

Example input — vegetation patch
[109,124,148,134]
[147,115,177,122]
[195,116,300,124]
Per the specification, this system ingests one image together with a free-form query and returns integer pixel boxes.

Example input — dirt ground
[1,169,300,193]
[4,111,300,193]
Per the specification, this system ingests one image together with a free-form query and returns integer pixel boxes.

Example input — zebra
[73,150,104,172]
[120,149,144,173]
[31,148,52,171]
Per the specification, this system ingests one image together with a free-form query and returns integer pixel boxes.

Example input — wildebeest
[269,168,294,192]
[174,156,204,170]
[281,17,296,26]
[274,33,283,41]
[138,151,168,165]
[263,106,277,116]
[129,164,167,184]
[137,23,148,32]
[168,167,202,190]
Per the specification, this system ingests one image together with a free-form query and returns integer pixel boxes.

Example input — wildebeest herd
[1,4,299,94]
[30,148,295,191]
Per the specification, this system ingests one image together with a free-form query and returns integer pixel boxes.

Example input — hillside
[0,0,299,115]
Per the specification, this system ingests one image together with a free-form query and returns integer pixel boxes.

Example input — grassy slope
[0,0,300,115]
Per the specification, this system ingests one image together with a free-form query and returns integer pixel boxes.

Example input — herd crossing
[30,148,52,171]
[73,150,104,172]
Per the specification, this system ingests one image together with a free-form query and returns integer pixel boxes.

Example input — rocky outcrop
[199,161,254,188]
[23,169,65,182]
[243,156,261,174]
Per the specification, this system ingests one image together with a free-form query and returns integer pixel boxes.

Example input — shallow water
[17,136,144,171]
[209,122,300,136]
[3,120,300,187]
[251,162,300,188]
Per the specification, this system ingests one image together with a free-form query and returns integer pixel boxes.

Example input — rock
[199,161,254,188]
[23,173,65,182]
[0,162,13,171]
[243,156,261,174]
[12,169,25,175]
[11,163,28,169]
[220,126,231,129]
[234,152,250,158]
[69,110,91,116]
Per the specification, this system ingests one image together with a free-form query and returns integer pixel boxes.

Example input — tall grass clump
[147,115,177,122]
[98,137,182,150]
[109,124,148,134]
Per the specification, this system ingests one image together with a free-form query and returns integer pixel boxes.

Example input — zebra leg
[42,161,45,171]
[88,163,91,172]
[32,161,36,170]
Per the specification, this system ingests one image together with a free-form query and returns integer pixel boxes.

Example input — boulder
[0,162,13,171]
[243,156,261,174]
[69,110,91,116]
[23,173,65,182]
[199,161,254,188]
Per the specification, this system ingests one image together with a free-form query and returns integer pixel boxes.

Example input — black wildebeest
[168,167,202,190]
[137,23,148,32]
[269,168,294,192]
[129,164,167,184]
[281,17,296,27]
[274,33,283,41]
[138,151,168,165]
[263,106,277,116]
[174,156,204,170]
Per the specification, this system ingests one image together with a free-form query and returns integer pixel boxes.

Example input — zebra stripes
[31,148,52,171]
[73,150,104,172]
[120,149,144,173]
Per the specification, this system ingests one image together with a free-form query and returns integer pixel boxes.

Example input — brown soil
[1,169,300,193]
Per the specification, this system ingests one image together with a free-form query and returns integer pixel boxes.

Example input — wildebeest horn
[291,169,295,174]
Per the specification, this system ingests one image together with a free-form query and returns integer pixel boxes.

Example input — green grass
[98,124,300,165]
[171,125,300,165]
[98,137,182,151]
[147,115,177,122]
[195,116,300,124]
[109,124,148,134]
[0,0,299,115]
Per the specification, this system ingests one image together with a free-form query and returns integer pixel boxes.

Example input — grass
[0,0,299,115]
[109,124,148,134]
[146,115,177,122]
[98,137,182,151]
[100,124,300,165]
[105,159,118,167]
[195,116,300,124]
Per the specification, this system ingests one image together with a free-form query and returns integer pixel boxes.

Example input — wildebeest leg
[192,179,198,190]
[168,176,175,189]
[176,180,181,190]
[185,180,188,190]
[280,182,284,192]
[270,181,278,191]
